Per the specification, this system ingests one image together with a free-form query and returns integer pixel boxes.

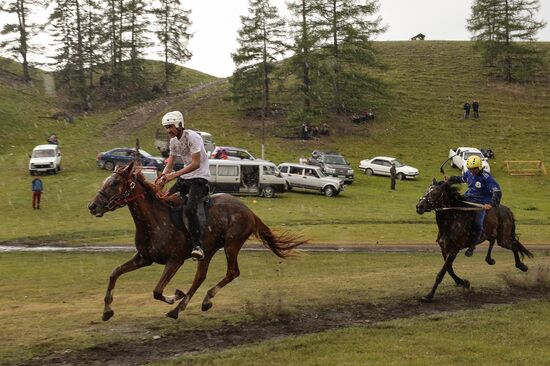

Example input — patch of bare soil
[105,79,226,138]
[18,287,549,366]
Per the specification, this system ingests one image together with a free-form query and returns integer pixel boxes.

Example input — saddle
[162,193,212,233]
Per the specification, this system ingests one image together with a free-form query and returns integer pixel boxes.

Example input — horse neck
[127,178,167,228]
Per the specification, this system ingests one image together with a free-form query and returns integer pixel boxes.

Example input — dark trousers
[390,178,396,190]
[473,110,479,118]
[32,191,42,209]
[169,178,209,247]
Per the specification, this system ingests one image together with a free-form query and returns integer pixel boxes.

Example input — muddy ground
[17,287,549,366]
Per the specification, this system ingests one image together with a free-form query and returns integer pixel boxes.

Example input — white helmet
[161,111,184,128]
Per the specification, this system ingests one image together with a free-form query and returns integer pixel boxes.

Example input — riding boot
[465,229,483,257]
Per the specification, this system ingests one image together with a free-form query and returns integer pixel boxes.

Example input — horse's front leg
[153,259,185,304]
[166,254,213,319]
[485,240,496,265]
[103,253,152,321]
[421,253,457,302]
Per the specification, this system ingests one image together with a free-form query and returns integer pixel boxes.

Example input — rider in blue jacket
[446,156,502,257]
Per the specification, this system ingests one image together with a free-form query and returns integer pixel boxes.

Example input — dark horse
[415,179,533,301]
[88,162,306,320]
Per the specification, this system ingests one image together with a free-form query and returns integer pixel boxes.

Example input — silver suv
[278,163,345,197]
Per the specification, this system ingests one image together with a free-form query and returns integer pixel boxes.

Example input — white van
[208,159,287,198]
[29,144,62,175]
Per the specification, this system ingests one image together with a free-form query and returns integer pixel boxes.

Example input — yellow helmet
[466,156,482,170]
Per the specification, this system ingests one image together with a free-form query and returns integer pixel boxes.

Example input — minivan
[208,159,286,198]
[29,144,62,175]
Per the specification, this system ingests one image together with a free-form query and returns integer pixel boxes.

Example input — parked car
[210,146,256,161]
[155,129,215,157]
[208,159,286,198]
[448,147,491,173]
[358,156,419,180]
[139,166,158,182]
[307,150,354,184]
[278,163,345,197]
[96,148,165,171]
[29,144,62,175]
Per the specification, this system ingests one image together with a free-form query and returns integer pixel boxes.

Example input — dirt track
[17,287,549,366]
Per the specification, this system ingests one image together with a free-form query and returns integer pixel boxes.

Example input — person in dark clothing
[390,163,397,190]
[32,177,44,209]
[472,100,479,118]
[463,102,471,119]
[446,155,501,257]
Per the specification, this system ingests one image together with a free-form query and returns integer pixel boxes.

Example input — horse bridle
[419,185,446,212]
[96,172,144,212]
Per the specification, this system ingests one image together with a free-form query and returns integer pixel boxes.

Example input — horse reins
[99,172,145,211]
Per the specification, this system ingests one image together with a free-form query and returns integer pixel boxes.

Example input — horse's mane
[133,170,184,207]
[438,181,464,206]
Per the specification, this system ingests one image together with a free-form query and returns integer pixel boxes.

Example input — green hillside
[0,41,549,245]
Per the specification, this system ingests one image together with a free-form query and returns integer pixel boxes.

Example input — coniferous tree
[467,0,547,81]
[231,0,287,118]
[316,0,386,113]
[0,0,49,82]
[151,0,192,95]
[127,0,150,90]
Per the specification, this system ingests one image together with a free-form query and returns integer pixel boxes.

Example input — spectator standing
[463,101,471,119]
[390,163,397,190]
[32,177,44,209]
[472,100,479,118]
[47,133,59,145]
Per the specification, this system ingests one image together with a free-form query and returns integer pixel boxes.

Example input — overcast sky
[1,0,549,77]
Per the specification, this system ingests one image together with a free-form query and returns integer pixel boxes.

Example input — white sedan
[358,156,419,180]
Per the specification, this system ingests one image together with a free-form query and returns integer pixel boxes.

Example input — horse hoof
[516,263,529,272]
[485,258,496,265]
[102,310,114,321]
[175,289,185,300]
[202,301,213,312]
[166,309,179,319]
[420,296,433,303]
[462,279,471,289]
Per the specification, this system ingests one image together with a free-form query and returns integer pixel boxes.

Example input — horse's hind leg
[421,253,456,302]
[512,239,529,272]
[201,245,241,312]
[103,253,152,321]
[153,259,185,304]
[485,240,496,265]
[166,254,213,319]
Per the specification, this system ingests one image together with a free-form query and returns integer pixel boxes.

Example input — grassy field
[0,250,549,365]
[1,42,550,245]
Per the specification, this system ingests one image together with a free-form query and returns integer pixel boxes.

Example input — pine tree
[467,0,547,81]
[126,0,150,89]
[151,0,192,95]
[231,0,287,118]
[0,0,50,82]
[315,0,386,113]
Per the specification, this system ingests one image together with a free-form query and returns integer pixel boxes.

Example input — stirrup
[191,246,204,261]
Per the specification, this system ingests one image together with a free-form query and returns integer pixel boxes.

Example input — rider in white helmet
[156,111,210,260]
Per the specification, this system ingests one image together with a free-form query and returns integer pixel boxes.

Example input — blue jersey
[460,170,501,205]
[32,179,43,192]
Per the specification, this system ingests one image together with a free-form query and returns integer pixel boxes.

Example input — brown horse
[88,162,306,320]
[415,179,533,301]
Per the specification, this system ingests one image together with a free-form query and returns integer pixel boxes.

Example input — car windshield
[464,152,483,159]
[391,159,405,168]
[139,149,152,158]
[263,165,278,175]
[324,155,346,164]
[32,149,55,158]
[316,168,327,177]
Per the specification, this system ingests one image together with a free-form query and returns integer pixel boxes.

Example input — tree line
[1,0,192,110]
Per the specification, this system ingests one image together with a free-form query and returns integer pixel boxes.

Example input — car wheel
[57,165,61,172]
[324,185,336,197]
[365,168,373,176]
[52,168,57,175]
[286,182,292,191]
[398,172,405,180]
[104,161,115,171]
[30,171,35,176]
[261,186,275,198]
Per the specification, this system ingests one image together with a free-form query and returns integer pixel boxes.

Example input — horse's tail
[252,214,307,258]
[510,211,534,259]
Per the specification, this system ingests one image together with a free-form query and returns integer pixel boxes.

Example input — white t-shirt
[169,130,210,179]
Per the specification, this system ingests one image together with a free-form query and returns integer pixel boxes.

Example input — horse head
[88,161,142,217]
[416,178,450,214]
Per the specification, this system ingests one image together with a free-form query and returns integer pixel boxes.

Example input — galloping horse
[88,162,306,320]
[416,179,532,301]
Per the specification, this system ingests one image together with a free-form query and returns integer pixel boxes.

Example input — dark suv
[307,150,354,184]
